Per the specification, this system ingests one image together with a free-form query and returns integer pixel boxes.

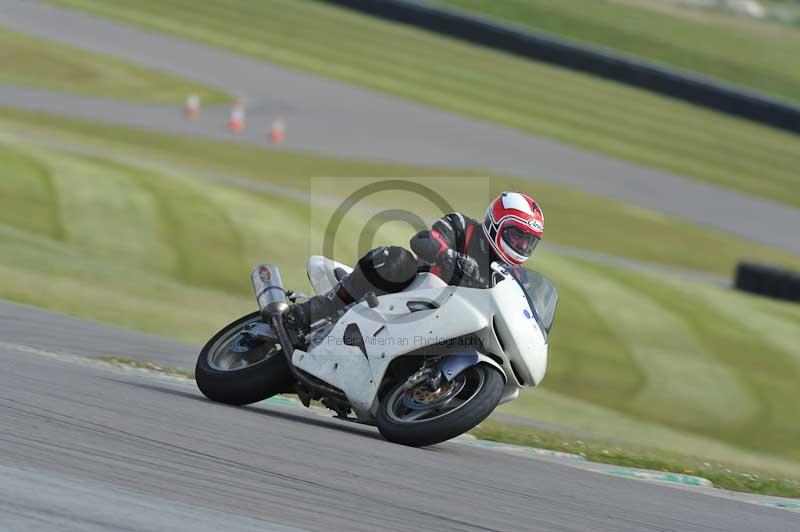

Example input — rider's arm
[410,214,482,284]
[409,216,457,262]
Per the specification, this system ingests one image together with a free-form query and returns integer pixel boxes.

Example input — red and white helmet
[482,192,544,266]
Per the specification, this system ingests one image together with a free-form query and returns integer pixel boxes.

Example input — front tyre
[196,312,292,406]
[376,364,504,447]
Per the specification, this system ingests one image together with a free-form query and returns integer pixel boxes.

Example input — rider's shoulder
[441,211,477,228]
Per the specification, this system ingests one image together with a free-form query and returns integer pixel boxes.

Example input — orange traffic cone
[185,93,200,120]
[228,100,245,132]
[269,115,285,144]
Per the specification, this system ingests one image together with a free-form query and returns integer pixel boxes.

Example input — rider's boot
[286,283,353,333]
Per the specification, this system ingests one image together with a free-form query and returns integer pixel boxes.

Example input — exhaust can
[251,264,288,318]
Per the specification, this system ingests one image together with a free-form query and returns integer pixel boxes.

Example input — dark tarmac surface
[0,301,798,532]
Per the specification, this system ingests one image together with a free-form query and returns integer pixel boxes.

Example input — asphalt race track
[2,0,800,255]
[1,300,798,532]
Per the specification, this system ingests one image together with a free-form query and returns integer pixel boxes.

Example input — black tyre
[376,364,504,447]
[196,312,292,406]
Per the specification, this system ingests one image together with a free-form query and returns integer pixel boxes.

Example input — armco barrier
[325,0,800,134]
[735,262,800,302]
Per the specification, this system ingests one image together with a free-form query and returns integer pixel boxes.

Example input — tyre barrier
[324,0,800,134]
[734,262,800,302]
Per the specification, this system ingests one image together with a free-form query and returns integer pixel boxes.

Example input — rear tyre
[195,312,292,406]
[376,364,504,447]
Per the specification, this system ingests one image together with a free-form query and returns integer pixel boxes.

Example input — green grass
[521,254,800,463]
[2,109,800,490]
[4,107,800,278]
[0,141,443,341]
[0,26,229,104]
[474,419,800,498]
[0,109,488,341]
[435,0,800,104]
[46,0,800,208]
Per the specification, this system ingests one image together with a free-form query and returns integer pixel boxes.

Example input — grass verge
[474,419,800,498]
[0,26,229,104]
[46,0,800,207]
[95,356,194,379]
[519,254,800,462]
[4,107,800,277]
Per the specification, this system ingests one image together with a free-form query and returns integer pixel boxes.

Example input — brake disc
[401,375,466,410]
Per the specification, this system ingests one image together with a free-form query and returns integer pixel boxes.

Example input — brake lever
[490,262,509,276]
[489,262,510,287]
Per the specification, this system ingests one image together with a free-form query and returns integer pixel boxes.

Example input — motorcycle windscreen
[506,267,558,335]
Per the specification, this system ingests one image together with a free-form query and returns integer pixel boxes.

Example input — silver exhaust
[251,264,288,319]
[251,264,348,402]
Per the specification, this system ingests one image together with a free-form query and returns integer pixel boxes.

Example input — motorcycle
[195,256,558,447]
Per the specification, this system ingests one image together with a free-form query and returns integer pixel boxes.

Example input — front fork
[403,353,481,392]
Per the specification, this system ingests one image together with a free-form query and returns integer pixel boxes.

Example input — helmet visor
[502,225,539,257]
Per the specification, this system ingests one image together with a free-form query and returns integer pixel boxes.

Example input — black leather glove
[443,249,481,282]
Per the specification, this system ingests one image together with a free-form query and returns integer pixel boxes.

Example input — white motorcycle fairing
[291,256,550,421]
[306,255,352,295]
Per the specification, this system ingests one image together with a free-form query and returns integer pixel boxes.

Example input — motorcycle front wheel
[376,364,504,447]
[195,312,292,406]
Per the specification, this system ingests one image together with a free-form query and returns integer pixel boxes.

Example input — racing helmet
[482,192,544,266]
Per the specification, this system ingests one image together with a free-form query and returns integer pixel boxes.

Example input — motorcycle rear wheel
[195,312,292,406]
[376,364,504,447]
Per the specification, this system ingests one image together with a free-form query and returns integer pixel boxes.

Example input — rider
[287,191,544,332]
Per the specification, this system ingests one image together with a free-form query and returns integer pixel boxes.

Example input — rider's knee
[357,246,417,294]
